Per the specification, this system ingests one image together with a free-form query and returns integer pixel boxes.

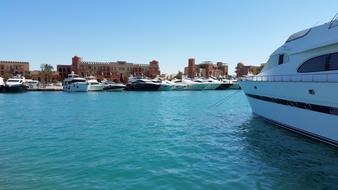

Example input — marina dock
[27,86,63,91]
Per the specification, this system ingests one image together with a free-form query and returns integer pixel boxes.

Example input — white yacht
[101,80,126,91]
[173,81,187,90]
[86,76,104,91]
[181,78,206,90]
[204,78,222,90]
[170,79,187,90]
[5,76,27,92]
[126,76,160,91]
[239,14,338,146]
[26,79,40,89]
[152,79,173,91]
[63,72,89,92]
[0,77,5,92]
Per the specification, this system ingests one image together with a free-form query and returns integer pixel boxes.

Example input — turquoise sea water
[0,90,338,189]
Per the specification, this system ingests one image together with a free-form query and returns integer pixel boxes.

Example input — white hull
[63,83,89,92]
[88,84,104,91]
[204,83,221,90]
[240,81,338,145]
[158,85,173,91]
[185,83,207,90]
[173,85,187,90]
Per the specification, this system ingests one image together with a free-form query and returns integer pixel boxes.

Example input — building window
[278,54,284,65]
[298,54,327,73]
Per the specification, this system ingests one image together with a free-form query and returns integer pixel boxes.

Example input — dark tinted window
[298,55,327,73]
[278,54,284,65]
[329,53,338,70]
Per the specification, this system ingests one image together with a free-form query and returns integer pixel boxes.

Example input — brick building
[0,61,29,77]
[30,70,61,84]
[184,59,228,78]
[235,62,265,77]
[57,56,161,82]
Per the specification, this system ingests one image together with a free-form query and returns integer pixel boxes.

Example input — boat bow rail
[240,73,338,83]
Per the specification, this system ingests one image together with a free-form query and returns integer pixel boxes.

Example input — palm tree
[40,64,54,84]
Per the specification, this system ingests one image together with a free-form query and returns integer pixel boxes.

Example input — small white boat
[5,76,27,92]
[63,72,89,92]
[102,80,126,91]
[26,79,40,89]
[86,76,104,91]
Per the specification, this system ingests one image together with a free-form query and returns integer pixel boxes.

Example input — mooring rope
[207,90,242,109]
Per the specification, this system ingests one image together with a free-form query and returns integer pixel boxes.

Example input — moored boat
[86,76,104,91]
[63,72,89,92]
[239,14,338,146]
[152,79,173,91]
[181,78,205,90]
[5,76,28,93]
[126,77,160,91]
[0,77,6,93]
[102,80,126,91]
[204,78,222,90]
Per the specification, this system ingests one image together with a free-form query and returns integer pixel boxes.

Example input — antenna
[328,12,338,29]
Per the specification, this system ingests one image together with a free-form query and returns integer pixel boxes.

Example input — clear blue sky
[0,0,337,74]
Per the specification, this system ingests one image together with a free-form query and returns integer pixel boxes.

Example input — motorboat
[170,79,187,90]
[5,76,28,92]
[239,13,338,146]
[63,71,89,92]
[102,80,126,91]
[26,79,40,89]
[204,78,222,90]
[172,81,187,90]
[216,79,233,90]
[0,77,5,93]
[86,76,104,91]
[181,78,205,90]
[192,78,209,90]
[152,79,173,91]
[126,77,160,91]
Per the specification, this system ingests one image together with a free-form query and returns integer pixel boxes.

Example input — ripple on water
[0,91,338,189]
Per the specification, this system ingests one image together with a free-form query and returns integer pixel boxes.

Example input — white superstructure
[86,76,104,91]
[63,72,89,92]
[6,77,26,87]
[0,77,5,86]
[239,14,338,146]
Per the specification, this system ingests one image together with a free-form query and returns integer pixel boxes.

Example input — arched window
[328,53,338,70]
[298,52,338,73]
[297,55,327,73]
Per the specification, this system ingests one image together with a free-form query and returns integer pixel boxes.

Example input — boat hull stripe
[245,93,338,116]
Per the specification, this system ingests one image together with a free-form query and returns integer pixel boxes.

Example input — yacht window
[298,55,327,73]
[7,79,19,82]
[286,28,311,43]
[278,54,284,65]
[328,53,338,70]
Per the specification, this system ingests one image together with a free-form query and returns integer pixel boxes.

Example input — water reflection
[239,116,338,189]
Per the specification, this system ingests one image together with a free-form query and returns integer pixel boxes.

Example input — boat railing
[241,73,338,83]
[329,13,338,29]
